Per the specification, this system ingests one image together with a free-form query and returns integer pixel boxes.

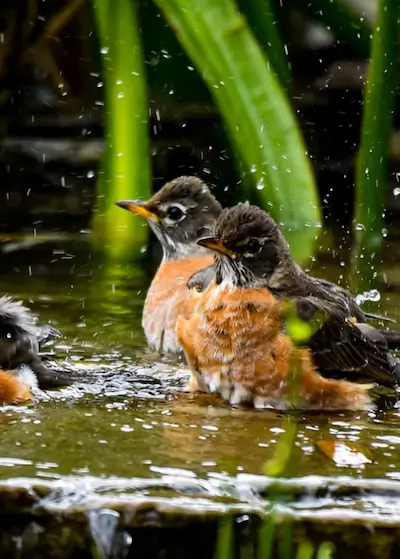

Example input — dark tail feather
[30,358,73,389]
[381,330,400,350]
[187,265,215,292]
[365,312,396,323]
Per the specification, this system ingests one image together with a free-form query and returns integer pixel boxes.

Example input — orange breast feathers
[142,255,214,353]
[0,371,31,405]
[176,282,371,411]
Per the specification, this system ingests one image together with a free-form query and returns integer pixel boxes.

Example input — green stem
[92,0,151,257]
[154,0,321,263]
[214,517,234,559]
[352,0,399,285]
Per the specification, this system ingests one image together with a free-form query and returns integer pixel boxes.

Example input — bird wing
[187,265,215,292]
[290,295,399,387]
[313,277,395,323]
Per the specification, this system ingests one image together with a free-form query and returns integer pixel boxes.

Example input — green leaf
[154,0,321,262]
[352,0,400,284]
[296,540,315,559]
[316,542,335,559]
[286,318,313,345]
[262,417,300,477]
[92,0,151,257]
[214,517,234,559]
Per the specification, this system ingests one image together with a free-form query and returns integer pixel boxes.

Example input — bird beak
[197,236,236,257]
[115,200,160,222]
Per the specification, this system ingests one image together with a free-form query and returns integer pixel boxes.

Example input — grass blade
[257,512,275,559]
[92,0,151,256]
[352,0,399,284]
[154,0,321,262]
[214,516,234,559]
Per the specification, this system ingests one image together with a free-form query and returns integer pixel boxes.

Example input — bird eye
[166,205,185,222]
[245,238,262,255]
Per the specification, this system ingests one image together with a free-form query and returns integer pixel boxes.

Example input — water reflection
[0,237,399,502]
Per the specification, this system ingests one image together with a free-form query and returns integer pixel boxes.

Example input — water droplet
[100,47,109,55]
[393,187,400,197]
[256,179,264,190]
[87,170,95,179]
[117,92,124,99]
[250,165,257,173]
[382,228,388,238]
[355,223,366,231]
[355,289,381,305]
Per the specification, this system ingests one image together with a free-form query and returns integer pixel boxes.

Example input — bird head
[197,204,291,288]
[116,176,222,259]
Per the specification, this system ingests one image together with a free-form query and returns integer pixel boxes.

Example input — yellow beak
[115,200,159,221]
[197,236,236,257]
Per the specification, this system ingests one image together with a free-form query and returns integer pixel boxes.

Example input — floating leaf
[316,440,372,467]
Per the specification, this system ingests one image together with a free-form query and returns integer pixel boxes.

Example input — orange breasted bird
[117,175,400,355]
[177,204,400,410]
[0,295,71,404]
[116,176,222,353]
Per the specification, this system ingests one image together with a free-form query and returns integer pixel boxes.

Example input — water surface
[1,234,400,518]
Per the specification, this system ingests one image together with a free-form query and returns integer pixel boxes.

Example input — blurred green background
[0,0,398,274]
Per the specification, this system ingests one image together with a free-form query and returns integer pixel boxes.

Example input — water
[2,235,400,555]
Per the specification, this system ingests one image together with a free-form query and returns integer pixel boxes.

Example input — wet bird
[0,296,71,404]
[177,204,400,410]
[116,175,400,354]
[116,176,222,353]
[188,238,400,351]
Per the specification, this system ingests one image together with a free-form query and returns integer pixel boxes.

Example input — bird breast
[142,255,214,353]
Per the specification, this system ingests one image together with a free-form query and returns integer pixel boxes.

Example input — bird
[0,295,72,404]
[115,176,222,353]
[176,204,400,411]
[116,174,400,354]
[187,235,400,350]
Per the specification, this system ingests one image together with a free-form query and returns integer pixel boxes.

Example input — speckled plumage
[177,204,400,410]
[177,282,371,410]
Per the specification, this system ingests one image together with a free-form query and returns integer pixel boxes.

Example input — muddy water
[0,235,400,499]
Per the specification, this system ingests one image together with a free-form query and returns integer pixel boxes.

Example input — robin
[0,295,72,404]
[176,204,400,410]
[117,175,400,354]
[188,234,400,349]
[116,176,222,353]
